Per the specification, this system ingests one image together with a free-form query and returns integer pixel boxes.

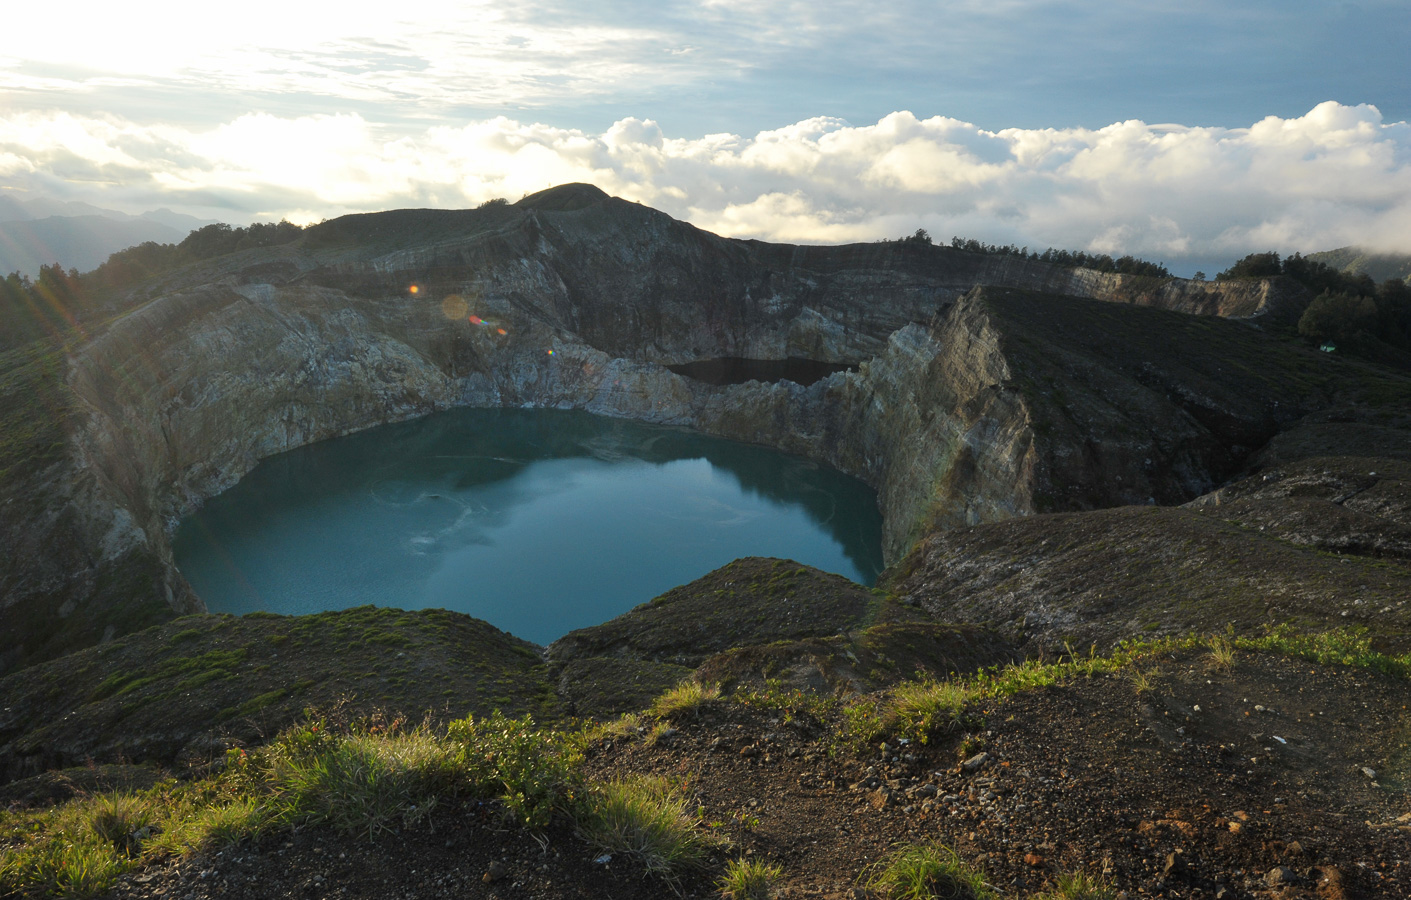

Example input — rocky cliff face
[0,184,1344,671]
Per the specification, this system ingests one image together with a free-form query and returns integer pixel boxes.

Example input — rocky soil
[80,645,1411,900]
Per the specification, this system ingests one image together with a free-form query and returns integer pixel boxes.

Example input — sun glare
[440,294,467,319]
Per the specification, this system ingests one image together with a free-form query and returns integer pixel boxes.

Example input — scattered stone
[740,745,760,758]
[483,861,507,883]
[962,752,990,772]
[1024,852,1044,867]
[1361,766,1376,779]
[1265,866,1297,886]
[1163,851,1186,878]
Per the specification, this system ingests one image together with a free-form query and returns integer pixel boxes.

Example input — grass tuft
[649,680,721,718]
[718,857,783,899]
[864,843,995,900]
[1126,667,1157,695]
[87,792,153,852]
[1031,871,1117,900]
[1206,634,1237,672]
[264,724,460,838]
[576,776,721,888]
[890,679,970,732]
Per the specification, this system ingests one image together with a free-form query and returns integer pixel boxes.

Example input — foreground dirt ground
[92,646,1410,900]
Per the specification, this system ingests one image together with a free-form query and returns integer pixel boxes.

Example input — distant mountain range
[1307,246,1411,284]
[0,193,215,276]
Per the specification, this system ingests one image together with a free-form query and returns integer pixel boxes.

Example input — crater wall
[0,184,1326,671]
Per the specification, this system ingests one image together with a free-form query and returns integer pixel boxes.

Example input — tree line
[891,229,1172,278]
[1217,251,1411,352]
[1,221,304,351]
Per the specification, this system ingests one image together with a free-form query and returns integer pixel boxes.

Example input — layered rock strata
[0,184,1347,670]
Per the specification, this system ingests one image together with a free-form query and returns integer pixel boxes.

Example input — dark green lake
[173,408,884,645]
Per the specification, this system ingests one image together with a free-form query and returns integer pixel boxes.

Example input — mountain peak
[515,183,611,212]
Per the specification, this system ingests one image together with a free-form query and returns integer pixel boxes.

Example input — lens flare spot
[547,349,555,356]
[441,294,468,319]
[468,315,483,325]
[408,285,420,295]
[497,328,507,335]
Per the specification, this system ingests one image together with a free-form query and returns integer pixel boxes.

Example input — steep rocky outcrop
[888,454,1411,653]
[0,184,1382,672]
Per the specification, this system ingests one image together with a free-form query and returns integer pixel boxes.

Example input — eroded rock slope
[0,183,1385,671]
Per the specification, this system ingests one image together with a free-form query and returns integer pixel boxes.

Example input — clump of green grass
[649,680,721,718]
[1031,871,1117,900]
[576,776,722,888]
[263,724,461,838]
[732,679,838,723]
[0,792,148,897]
[1206,633,1237,672]
[718,857,782,899]
[1126,667,1157,695]
[864,844,995,900]
[835,678,977,752]
[1,711,588,899]
[890,679,971,732]
[584,711,643,743]
[147,796,266,856]
[87,792,153,852]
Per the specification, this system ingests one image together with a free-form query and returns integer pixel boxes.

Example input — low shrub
[446,711,585,829]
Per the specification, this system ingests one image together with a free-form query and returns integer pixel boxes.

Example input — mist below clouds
[3,102,1409,276]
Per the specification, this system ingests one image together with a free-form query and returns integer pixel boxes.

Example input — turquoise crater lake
[173,408,885,645]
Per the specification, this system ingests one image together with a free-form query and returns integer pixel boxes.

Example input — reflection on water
[174,408,884,645]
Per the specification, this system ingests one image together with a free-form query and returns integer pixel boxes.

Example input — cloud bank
[3,102,1409,274]
[7,2,1409,137]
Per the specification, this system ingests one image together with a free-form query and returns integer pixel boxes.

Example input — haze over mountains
[0,193,215,276]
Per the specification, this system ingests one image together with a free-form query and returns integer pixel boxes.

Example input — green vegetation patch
[90,649,248,702]
[0,608,556,778]
[0,711,586,898]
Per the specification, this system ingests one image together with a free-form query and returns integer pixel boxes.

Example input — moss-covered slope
[0,607,553,783]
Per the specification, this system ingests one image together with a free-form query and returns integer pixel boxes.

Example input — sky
[2,0,1409,275]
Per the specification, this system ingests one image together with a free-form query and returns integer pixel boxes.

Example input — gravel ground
[101,647,1410,900]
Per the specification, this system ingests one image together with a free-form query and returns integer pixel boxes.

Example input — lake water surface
[173,408,884,645]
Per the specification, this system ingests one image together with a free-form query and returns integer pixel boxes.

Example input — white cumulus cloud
[2,102,1409,273]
